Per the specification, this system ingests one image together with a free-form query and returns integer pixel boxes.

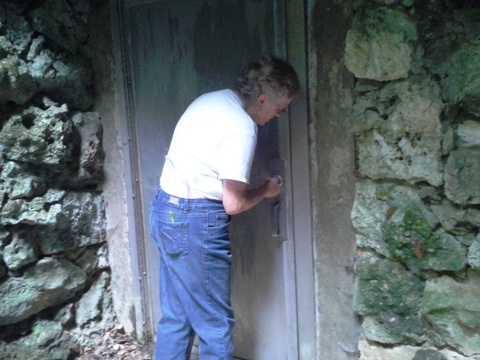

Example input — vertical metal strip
[273,1,302,358]
[112,0,152,340]
[285,0,317,359]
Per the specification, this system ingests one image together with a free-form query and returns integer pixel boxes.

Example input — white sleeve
[218,134,257,184]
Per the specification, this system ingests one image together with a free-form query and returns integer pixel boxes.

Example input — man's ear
[257,93,267,106]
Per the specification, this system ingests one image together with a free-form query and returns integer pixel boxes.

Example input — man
[149,55,300,360]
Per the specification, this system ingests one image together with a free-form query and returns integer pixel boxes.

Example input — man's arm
[222,178,281,215]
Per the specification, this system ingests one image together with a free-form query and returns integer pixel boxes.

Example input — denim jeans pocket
[157,218,188,258]
[206,214,232,257]
[207,214,231,229]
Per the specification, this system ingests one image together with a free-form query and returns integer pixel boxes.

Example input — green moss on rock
[354,252,424,317]
[383,205,467,273]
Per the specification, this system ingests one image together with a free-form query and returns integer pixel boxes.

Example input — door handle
[271,202,281,238]
[269,158,287,241]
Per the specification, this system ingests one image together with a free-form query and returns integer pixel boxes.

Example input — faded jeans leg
[150,188,234,360]
[154,256,195,360]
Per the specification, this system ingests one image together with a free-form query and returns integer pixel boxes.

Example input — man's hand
[263,177,282,198]
[222,177,281,215]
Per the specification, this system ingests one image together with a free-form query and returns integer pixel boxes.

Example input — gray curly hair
[233,55,301,101]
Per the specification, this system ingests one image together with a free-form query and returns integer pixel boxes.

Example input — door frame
[111,0,315,357]
[284,3,316,359]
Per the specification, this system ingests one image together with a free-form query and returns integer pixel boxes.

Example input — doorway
[116,1,314,358]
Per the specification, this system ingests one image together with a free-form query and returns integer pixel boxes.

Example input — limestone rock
[26,36,45,61]
[2,1,94,110]
[467,209,480,228]
[72,270,116,343]
[457,233,477,247]
[456,120,480,148]
[353,253,424,336]
[76,272,109,327]
[352,78,444,186]
[384,204,467,273]
[354,253,423,316]
[444,148,480,205]
[345,7,417,81]
[363,314,425,345]
[375,183,438,229]
[3,231,38,271]
[27,0,89,55]
[0,104,73,169]
[0,37,11,59]
[69,272,116,346]
[0,257,86,325]
[442,127,455,156]
[351,180,391,256]
[351,180,441,259]
[439,44,480,117]
[0,319,79,360]
[421,272,480,357]
[423,230,467,272]
[0,189,66,226]
[468,235,480,269]
[358,339,418,360]
[70,112,105,186]
[2,11,33,56]
[0,55,36,104]
[430,200,480,238]
[358,340,476,360]
[72,243,110,276]
[431,200,469,235]
[39,191,106,254]
[27,40,93,111]
[0,161,45,199]
[412,349,447,360]
[0,190,105,254]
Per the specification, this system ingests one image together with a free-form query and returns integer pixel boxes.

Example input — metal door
[117,1,314,359]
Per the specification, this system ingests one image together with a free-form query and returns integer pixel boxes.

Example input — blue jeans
[149,188,234,360]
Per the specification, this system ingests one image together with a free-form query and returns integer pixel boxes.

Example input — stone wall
[0,1,115,359]
[346,0,480,359]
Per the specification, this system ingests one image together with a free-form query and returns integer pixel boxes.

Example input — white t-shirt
[160,89,258,200]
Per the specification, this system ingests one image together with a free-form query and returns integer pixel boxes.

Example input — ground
[77,325,154,360]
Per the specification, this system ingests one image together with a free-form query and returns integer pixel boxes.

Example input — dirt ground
[76,325,154,360]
